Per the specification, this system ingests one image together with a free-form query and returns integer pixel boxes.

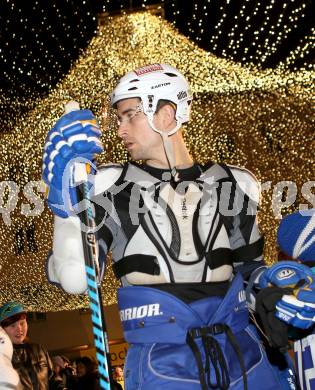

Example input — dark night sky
[0,0,314,118]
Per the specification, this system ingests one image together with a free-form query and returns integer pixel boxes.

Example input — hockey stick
[64,101,112,390]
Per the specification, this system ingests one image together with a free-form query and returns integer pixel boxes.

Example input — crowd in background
[50,354,124,390]
[0,300,124,390]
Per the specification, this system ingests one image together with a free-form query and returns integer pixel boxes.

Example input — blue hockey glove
[260,261,315,329]
[259,261,315,291]
[275,295,315,329]
[42,109,103,218]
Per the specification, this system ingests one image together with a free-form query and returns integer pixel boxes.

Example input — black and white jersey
[91,161,264,291]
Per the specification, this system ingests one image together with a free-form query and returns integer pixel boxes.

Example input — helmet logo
[177,91,187,100]
[151,82,171,89]
[134,64,163,76]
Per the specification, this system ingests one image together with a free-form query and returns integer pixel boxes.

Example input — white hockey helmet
[111,64,193,176]
[111,63,193,129]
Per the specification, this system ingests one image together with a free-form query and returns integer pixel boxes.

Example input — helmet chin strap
[146,115,182,180]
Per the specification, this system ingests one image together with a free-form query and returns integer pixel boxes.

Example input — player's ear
[159,103,176,128]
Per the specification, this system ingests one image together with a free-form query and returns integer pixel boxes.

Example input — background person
[59,355,77,390]
[0,301,53,390]
[113,366,124,390]
[49,355,68,390]
[260,210,315,390]
[76,356,99,390]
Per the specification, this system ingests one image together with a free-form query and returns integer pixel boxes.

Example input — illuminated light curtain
[0,13,313,311]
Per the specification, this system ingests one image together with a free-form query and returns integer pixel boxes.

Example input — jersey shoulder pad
[93,163,124,195]
[124,163,160,188]
[227,164,261,203]
[201,162,229,182]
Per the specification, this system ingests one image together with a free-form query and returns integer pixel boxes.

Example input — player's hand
[260,261,315,329]
[275,294,315,329]
[42,109,103,218]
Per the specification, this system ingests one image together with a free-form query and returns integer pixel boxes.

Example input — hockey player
[0,326,20,389]
[260,210,315,389]
[42,63,294,389]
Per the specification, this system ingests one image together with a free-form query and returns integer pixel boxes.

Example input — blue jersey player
[274,210,315,390]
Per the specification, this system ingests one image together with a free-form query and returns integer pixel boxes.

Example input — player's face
[116,98,167,167]
[4,318,28,344]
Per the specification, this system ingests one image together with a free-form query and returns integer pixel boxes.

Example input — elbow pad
[47,215,87,294]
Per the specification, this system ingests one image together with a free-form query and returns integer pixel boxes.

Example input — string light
[210,0,230,50]
[0,0,100,95]
[0,12,313,311]
[225,0,250,57]
[0,0,313,104]
[252,1,306,65]
[278,27,315,70]
[168,0,313,69]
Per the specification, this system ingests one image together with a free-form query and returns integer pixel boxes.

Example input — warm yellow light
[0,12,313,311]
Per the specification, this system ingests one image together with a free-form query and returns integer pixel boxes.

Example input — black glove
[255,286,293,352]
